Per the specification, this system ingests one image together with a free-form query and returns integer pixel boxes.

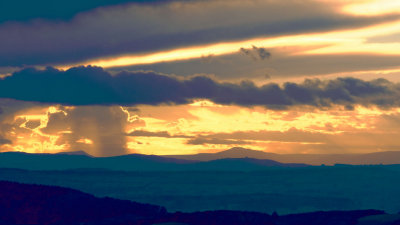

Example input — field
[1,165,400,215]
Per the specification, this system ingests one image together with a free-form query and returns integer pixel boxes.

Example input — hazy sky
[1,0,400,156]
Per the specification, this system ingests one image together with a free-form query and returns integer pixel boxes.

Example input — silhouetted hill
[190,158,308,170]
[114,154,198,164]
[167,147,276,161]
[0,152,196,171]
[56,150,93,157]
[277,210,388,225]
[0,181,166,225]
[0,181,390,225]
[6,148,400,168]
[0,151,309,171]
[166,147,400,165]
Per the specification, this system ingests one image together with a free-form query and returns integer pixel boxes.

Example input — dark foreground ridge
[0,181,393,225]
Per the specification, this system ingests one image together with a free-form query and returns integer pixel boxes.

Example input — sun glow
[343,0,400,16]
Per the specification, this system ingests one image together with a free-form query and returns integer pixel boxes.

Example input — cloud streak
[187,137,251,145]
[127,130,190,138]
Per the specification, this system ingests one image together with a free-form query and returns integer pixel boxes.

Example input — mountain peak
[56,150,92,157]
[223,147,262,152]
[218,147,275,156]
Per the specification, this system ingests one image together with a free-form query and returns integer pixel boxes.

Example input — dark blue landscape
[0,180,397,225]
[2,149,400,224]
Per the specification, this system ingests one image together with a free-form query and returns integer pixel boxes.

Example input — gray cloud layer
[1,66,400,109]
[125,51,400,80]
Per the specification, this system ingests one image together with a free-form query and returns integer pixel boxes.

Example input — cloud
[67,106,128,156]
[40,111,69,134]
[1,66,400,109]
[38,106,128,156]
[240,46,271,61]
[189,127,400,153]
[187,137,251,145]
[0,0,396,67]
[197,129,328,143]
[127,130,190,138]
[0,99,39,122]
[124,50,400,80]
[25,120,41,129]
[0,137,11,146]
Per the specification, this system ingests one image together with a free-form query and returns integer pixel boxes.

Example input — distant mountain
[0,151,309,171]
[0,181,389,225]
[56,150,93,157]
[166,147,400,165]
[191,158,308,170]
[168,147,278,161]
[0,152,195,171]
[4,147,400,171]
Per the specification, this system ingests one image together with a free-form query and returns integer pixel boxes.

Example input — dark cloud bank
[0,0,177,23]
[1,66,399,109]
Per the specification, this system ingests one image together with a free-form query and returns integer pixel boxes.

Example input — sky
[1,0,400,156]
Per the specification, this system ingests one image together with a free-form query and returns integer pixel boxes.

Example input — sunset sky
[1,0,400,156]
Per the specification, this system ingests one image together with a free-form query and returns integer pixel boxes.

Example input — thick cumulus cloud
[40,106,128,156]
[0,100,129,156]
[1,66,400,109]
[0,0,397,67]
[67,106,128,156]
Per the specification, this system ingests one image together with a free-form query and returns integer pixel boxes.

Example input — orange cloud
[2,101,400,156]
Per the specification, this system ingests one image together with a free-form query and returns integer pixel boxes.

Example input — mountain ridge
[0,151,309,171]
[165,147,400,165]
[4,147,400,167]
